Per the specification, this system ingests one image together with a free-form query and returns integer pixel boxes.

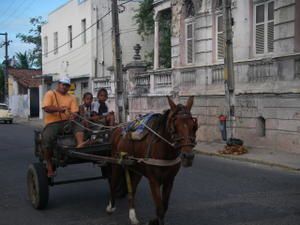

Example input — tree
[16,16,45,69]
[158,10,171,68]
[134,0,171,68]
[134,0,155,67]
[15,51,33,69]
[134,0,154,39]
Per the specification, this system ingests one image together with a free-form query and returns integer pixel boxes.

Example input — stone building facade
[127,0,300,153]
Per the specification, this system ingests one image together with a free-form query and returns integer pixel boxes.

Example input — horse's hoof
[129,208,140,225]
[106,202,116,214]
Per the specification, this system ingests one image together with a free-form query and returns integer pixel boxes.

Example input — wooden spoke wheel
[27,163,49,209]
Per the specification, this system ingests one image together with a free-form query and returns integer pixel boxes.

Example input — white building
[41,0,152,98]
[127,0,300,153]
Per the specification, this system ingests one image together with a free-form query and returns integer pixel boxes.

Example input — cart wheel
[27,163,49,209]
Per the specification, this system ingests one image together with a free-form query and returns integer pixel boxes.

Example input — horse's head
[167,96,198,167]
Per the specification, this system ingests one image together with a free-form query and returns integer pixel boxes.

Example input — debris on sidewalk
[218,145,248,155]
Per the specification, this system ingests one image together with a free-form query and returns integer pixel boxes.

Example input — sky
[0,0,69,62]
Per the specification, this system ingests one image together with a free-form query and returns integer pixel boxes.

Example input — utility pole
[222,0,235,139]
[111,0,126,123]
[0,32,10,104]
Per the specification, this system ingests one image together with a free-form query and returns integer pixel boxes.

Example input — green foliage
[15,51,33,69]
[159,10,171,68]
[16,16,45,69]
[134,0,154,39]
[134,1,171,68]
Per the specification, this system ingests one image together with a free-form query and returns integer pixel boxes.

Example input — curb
[195,150,300,172]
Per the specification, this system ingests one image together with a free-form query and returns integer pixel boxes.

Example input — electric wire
[42,0,135,57]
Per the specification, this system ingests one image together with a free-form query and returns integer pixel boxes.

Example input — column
[154,14,160,70]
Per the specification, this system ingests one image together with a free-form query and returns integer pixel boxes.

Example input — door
[30,88,39,117]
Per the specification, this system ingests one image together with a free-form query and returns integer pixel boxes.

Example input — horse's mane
[155,104,189,134]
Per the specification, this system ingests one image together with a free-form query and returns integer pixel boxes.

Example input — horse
[106,96,198,225]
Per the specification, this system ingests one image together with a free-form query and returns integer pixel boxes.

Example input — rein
[141,110,197,150]
[140,121,175,148]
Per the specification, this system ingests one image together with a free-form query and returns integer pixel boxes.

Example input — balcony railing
[153,70,172,89]
[247,60,277,82]
[94,76,112,93]
[212,65,224,84]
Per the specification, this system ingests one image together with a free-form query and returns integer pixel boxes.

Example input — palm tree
[15,51,33,69]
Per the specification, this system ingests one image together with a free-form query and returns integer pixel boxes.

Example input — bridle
[167,107,198,150]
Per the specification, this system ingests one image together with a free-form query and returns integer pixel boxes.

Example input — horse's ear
[167,96,176,111]
[186,96,194,112]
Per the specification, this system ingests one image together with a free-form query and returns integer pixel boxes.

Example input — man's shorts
[42,120,84,150]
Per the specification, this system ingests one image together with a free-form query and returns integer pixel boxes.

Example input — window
[186,23,194,64]
[68,25,72,48]
[215,0,223,10]
[216,14,224,59]
[81,19,86,44]
[185,0,195,18]
[43,36,48,57]
[254,1,274,54]
[257,116,266,137]
[53,32,58,54]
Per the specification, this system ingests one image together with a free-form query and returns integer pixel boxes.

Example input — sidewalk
[15,117,300,171]
[14,117,43,129]
[194,142,300,171]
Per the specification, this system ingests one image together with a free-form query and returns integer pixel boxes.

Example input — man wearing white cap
[42,76,85,177]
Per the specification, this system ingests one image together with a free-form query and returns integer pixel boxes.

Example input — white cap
[59,76,71,85]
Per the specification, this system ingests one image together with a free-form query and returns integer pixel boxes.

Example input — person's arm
[42,91,67,113]
[43,105,67,113]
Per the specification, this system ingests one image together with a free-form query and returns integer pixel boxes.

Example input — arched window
[215,0,223,10]
[185,0,195,18]
[257,116,266,137]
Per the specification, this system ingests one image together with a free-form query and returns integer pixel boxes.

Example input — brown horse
[106,96,198,225]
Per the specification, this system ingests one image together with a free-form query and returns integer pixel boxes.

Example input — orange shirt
[42,90,79,125]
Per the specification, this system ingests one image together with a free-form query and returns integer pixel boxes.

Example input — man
[42,76,84,177]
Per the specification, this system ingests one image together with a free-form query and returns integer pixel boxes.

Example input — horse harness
[129,108,197,167]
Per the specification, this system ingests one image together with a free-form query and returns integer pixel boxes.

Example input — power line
[0,0,18,21]
[43,23,139,66]
[43,0,134,57]
[0,0,29,25]
[1,0,38,27]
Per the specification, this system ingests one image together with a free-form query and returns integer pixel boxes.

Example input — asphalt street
[0,122,300,225]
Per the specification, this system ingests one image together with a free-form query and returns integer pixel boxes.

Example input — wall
[42,0,93,81]
[9,94,30,118]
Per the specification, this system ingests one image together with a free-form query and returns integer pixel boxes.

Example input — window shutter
[256,24,265,54]
[54,32,58,55]
[254,1,274,54]
[186,23,194,64]
[217,32,224,59]
[267,1,274,52]
[217,15,224,59]
[267,21,274,52]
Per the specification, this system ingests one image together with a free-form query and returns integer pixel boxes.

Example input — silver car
[0,103,13,124]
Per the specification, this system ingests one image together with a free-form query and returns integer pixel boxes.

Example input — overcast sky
[0,0,68,62]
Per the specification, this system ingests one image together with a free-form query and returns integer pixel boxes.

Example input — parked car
[0,103,13,124]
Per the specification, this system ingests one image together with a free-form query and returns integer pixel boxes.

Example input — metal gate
[30,88,39,117]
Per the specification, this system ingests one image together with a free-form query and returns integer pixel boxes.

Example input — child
[91,88,115,126]
[79,92,93,127]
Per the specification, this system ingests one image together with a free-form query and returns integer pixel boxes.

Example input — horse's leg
[162,178,175,217]
[148,179,165,225]
[106,164,121,214]
[127,171,142,225]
